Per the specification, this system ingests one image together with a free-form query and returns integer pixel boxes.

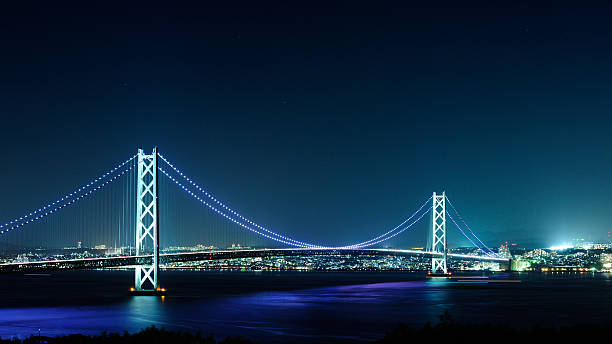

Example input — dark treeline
[2,314,611,344]
[0,327,252,344]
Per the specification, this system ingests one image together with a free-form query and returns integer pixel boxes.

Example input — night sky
[0,2,610,248]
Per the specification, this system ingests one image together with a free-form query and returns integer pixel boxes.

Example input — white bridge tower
[431,191,448,275]
[132,148,164,294]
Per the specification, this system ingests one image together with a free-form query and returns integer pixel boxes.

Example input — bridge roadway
[0,248,510,273]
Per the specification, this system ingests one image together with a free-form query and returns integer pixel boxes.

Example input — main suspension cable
[446,211,489,255]
[1,163,135,234]
[158,154,321,247]
[158,166,317,248]
[344,206,432,248]
[0,155,136,231]
[341,197,431,248]
[160,163,432,249]
[445,196,494,253]
[159,153,433,249]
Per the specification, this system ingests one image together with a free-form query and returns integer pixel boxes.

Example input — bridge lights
[430,192,450,276]
[129,286,167,296]
[133,147,165,295]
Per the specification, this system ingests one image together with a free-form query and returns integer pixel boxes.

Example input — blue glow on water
[0,271,610,343]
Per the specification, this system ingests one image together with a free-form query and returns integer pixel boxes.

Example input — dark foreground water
[0,270,611,343]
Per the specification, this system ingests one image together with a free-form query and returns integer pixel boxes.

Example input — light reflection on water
[0,271,610,343]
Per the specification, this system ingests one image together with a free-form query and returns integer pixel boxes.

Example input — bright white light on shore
[549,244,572,250]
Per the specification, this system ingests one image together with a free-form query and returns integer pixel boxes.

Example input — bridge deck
[0,248,509,273]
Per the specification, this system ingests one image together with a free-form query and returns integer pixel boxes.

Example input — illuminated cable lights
[158,166,318,248]
[0,147,496,261]
[0,165,134,234]
[344,206,433,248]
[445,196,494,253]
[0,155,136,230]
[161,163,432,249]
[157,153,318,248]
[341,196,432,249]
[446,211,488,255]
[158,153,434,249]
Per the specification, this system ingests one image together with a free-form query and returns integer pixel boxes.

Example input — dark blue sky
[0,2,610,248]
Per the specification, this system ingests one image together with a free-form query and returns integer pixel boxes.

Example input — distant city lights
[549,244,572,251]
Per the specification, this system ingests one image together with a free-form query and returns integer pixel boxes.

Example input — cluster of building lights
[549,244,573,251]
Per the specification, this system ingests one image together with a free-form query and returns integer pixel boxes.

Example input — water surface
[0,271,610,342]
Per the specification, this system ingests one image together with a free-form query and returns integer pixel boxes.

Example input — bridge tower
[132,148,164,295]
[430,191,448,275]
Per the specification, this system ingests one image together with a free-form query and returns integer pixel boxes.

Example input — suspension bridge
[0,148,509,295]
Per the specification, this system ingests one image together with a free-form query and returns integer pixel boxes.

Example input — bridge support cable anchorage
[0,163,136,234]
[157,155,433,249]
[444,196,494,254]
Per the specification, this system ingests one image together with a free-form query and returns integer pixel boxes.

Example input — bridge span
[0,248,509,273]
[0,148,506,291]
